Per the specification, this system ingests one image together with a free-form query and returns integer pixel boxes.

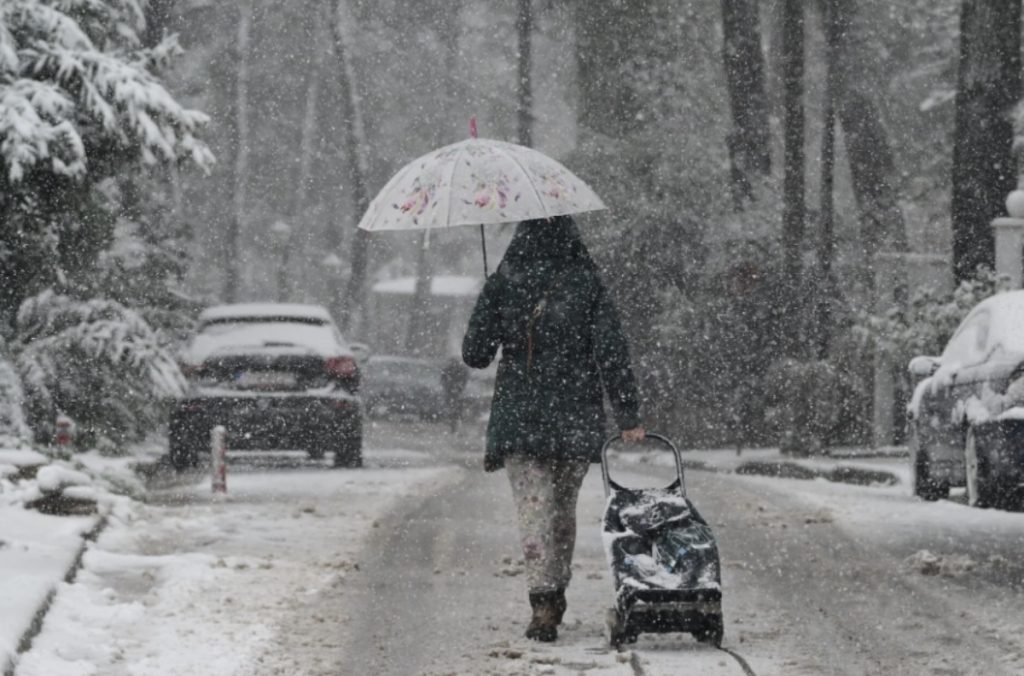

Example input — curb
[734,460,900,487]
[3,514,109,676]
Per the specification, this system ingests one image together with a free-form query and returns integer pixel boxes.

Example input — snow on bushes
[855,267,1003,369]
[14,291,185,447]
[0,341,30,445]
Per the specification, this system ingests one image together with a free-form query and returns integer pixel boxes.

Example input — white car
[908,291,1024,508]
[170,303,363,469]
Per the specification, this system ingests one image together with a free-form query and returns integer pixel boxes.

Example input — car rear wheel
[331,435,363,468]
[168,415,204,472]
[169,435,201,472]
[911,427,948,501]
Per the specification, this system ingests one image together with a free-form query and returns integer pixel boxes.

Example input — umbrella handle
[480,224,488,277]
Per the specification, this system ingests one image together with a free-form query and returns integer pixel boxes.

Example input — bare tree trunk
[143,0,176,48]
[576,0,653,137]
[830,0,909,289]
[516,0,533,147]
[720,0,771,208]
[780,0,805,358]
[224,0,253,303]
[816,0,839,359]
[952,0,1022,282]
[329,0,370,333]
[406,234,431,354]
[403,2,468,355]
[289,0,326,302]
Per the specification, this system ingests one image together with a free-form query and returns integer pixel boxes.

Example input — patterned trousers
[505,454,590,593]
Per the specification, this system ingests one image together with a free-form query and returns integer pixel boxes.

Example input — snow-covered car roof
[198,303,334,325]
[184,304,348,363]
[961,290,1024,355]
[371,275,481,297]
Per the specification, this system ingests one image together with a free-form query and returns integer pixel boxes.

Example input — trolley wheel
[605,608,634,649]
[694,614,724,647]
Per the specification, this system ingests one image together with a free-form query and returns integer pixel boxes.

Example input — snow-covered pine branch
[14,290,186,446]
[0,0,213,184]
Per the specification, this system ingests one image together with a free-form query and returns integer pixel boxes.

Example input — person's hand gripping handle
[621,427,646,443]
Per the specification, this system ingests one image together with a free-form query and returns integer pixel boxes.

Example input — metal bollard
[211,425,227,493]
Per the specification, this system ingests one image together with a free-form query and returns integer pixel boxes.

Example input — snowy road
[15,423,1024,675]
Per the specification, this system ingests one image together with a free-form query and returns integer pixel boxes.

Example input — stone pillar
[992,188,1024,288]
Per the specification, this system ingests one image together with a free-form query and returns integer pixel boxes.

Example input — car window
[941,309,991,369]
[188,319,342,360]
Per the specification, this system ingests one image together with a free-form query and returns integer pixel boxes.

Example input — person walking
[440,356,469,433]
[462,216,644,642]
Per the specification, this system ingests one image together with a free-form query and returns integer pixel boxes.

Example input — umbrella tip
[469,116,478,139]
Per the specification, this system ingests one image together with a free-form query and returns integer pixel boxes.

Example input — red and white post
[211,425,227,493]
[54,414,75,448]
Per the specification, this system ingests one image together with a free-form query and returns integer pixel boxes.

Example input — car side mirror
[908,356,940,378]
[349,342,370,362]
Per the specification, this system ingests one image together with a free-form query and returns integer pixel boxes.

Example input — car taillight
[326,356,360,390]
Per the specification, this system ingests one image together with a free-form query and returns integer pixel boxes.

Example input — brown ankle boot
[553,588,567,626]
[525,591,559,642]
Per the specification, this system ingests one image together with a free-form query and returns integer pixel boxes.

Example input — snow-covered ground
[1,443,155,674]
[8,432,1024,675]
[13,457,455,676]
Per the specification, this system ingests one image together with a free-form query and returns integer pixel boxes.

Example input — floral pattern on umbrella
[358,138,605,232]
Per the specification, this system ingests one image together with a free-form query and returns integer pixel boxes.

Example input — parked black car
[169,303,363,470]
[361,355,445,421]
[908,290,1024,509]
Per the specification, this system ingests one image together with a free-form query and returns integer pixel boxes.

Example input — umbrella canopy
[357,138,606,233]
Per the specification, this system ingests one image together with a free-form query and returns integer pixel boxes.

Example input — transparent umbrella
[356,133,606,274]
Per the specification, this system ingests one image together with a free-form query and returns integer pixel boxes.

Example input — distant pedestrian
[463,216,644,642]
[440,356,469,433]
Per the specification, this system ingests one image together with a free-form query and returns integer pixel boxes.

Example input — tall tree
[143,0,177,48]
[224,0,253,302]
[330,0,370,332]
[816,0,839,358]
[576,0,654,137]
[287,0,327,302]
[951,0,1022,282]
[516,0,533,147]
[831,0,909,284]
[720,0,771,208]
[780,0,806,357]
[0,0,211,326]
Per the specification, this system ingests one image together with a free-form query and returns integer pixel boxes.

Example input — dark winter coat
[462,217,641,471]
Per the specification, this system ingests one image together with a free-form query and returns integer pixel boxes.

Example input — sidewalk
[0,443,155,675]
[609,445,910,490]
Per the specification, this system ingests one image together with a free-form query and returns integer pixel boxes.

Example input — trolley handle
[600,432,686,498]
